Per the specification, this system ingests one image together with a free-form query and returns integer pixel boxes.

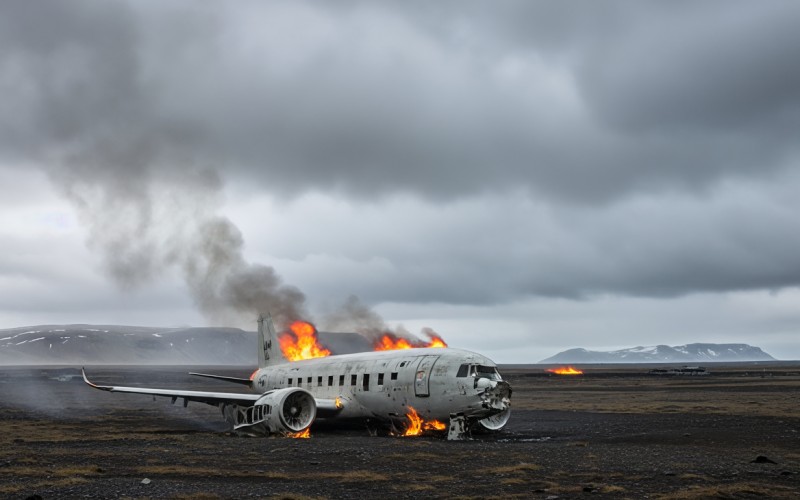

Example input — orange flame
[288,428,310,439]
[279,321,331,361]
[547,366,584,375]
[402,406,447,436]
[374,333,448,351]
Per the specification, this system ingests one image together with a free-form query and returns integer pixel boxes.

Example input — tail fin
[257,313,287,368]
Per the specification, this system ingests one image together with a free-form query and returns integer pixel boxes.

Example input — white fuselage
[249,347,510,425]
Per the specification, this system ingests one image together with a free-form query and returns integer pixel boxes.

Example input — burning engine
[221,387,316,436]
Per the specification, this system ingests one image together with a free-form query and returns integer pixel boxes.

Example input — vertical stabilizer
[257,314,287,368]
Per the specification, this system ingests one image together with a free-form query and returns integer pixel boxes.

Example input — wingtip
[81,367,105,390]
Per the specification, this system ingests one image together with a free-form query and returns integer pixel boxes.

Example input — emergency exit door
[414,355,439,397]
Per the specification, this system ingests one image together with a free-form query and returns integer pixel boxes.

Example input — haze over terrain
[0,325,776,366]
[2,1,800,363]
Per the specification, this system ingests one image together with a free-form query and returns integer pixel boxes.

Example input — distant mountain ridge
[540,343,776,364]
[0,324,372,365]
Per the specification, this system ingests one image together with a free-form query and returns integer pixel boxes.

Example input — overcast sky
[2,1,800,362]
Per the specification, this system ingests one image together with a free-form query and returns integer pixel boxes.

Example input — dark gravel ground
[1,366,798,499]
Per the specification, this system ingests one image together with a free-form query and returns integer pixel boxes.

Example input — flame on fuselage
[402,406,447,436]
[374,333,448,351]
[278,320,448,360]
[279,321,331,361]
[546,366,584,375]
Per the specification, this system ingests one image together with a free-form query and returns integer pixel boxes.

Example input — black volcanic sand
[1,365,799,499]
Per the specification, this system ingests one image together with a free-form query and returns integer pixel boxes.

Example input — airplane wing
[81,367,261,407]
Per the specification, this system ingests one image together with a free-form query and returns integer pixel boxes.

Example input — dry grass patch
[311,470,390,482]
[599,484,626,494]
[0,464,103,478]
[404,483,435,492]
[546,484,588,495]
[0,477,89,495]
[500,477,528,485]
[678,473,711,481]
[134,465,289,480]
[487,463,541,474]
[268,495,327,500]
[383,451,445,461]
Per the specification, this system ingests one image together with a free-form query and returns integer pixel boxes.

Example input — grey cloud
[5,1,800,205]
[575,2,800,133]
[269,175,800,306]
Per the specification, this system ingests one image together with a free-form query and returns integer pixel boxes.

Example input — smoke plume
[321,295,442,346]
[2,1,437,341]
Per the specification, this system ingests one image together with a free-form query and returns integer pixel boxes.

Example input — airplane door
[414,355,439,397]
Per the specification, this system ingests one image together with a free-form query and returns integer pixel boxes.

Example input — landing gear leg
[447,412,469,441]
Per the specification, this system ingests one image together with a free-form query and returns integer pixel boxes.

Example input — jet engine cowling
[222,387,316,435]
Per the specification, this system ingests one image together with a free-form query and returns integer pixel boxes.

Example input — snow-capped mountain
[540,343,776,364]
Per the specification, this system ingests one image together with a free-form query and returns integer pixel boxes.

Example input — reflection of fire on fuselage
[82,314,512,440]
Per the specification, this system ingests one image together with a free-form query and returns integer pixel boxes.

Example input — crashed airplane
[82,315,512,440]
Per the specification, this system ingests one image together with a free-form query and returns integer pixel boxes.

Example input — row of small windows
[286,371,399,390]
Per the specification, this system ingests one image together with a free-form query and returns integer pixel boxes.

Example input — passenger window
[288,378,293,385]
[307,377,312,384]
[339,375,345,386]
[363,374,370,391]
[350,374,357,386]
[328,375,334,387]
[456,364,469,377]
[317,376,323,387]
[390,372,398,380]
[377,373,384,385]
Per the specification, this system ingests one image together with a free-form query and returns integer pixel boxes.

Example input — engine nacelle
[221,387,316,435]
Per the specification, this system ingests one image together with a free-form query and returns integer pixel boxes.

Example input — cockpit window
[475,365,501,381]
[457,364,501,380]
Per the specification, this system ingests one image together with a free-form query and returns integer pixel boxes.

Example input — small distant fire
[288,428,311,439]
[402,406,447,436]
[279,321,331,361]
[547,366,584,375]
[374,332,448,351]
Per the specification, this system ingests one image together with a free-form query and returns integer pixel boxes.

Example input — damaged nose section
[481,380,512,413]
[449,381,513,440]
